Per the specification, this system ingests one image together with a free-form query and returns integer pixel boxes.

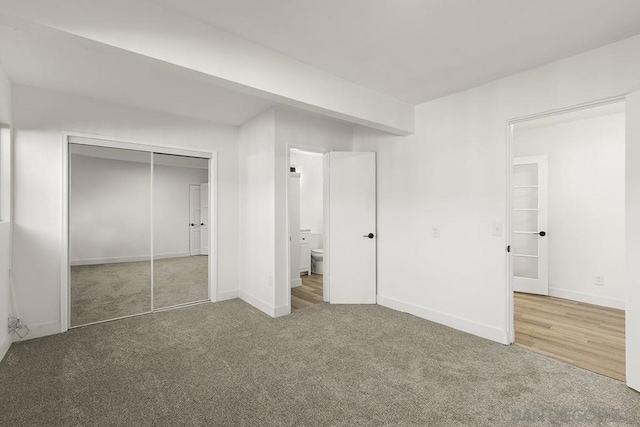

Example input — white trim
[61,134,69,332]
[208,154,218,302]
[239,291,275,317]
[548,288,625,310]
[70,252,192,266]
[505,96,627,345]
[378,295,509,344]
[273,304,290,317]
[62,131,219,331]
[12,321,61,342]
[150,152,154,312]
[0,333,11,362]
[216,290,239,302]
[239,291,290,318]
[290,278,302,288]
[67,133,213,158]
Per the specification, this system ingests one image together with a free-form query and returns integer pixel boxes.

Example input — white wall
[238,109,277,314]
[12,85,239,339]
[290,150,323,234]
[0,64,11,360]
[353,34,640,349]
[69,154,207,264]
[514,112,625,309]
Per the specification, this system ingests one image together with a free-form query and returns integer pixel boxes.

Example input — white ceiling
[0,20,277,126]
[150,0,640,104]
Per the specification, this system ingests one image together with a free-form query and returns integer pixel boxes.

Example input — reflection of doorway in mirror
[189,184,201,256]
[200,183,209,255]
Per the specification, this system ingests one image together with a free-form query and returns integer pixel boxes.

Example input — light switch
[492,223,503,237]
[432,226,440,238]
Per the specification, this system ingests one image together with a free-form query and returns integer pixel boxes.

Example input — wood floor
[514,292,625,381]
[291,274,324,310]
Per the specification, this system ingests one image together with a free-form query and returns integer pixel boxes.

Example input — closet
[68,139,212,327]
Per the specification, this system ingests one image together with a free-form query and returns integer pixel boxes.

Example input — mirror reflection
[153,153,209,308]
[69,144,152,326]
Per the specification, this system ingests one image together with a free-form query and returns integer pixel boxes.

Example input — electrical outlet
[595,276,604,286]
[432,226,440,238]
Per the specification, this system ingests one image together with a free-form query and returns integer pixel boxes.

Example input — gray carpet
[1,300,638,426]
[71,256,208,326]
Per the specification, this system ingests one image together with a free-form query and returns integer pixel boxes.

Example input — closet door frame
[61,131,218,332]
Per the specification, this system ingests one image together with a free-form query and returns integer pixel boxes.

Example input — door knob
[200,223,204,226]
[190,223,194,226]
[363,233,375,239]
[539,231,546,237]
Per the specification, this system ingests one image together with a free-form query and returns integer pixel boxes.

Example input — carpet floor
[71,256,208,326]
[1,300,638,426]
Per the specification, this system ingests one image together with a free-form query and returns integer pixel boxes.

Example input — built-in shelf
[513,185,538,189]
[513,231,538,234]
[513,208,538,211]
[513,253,538,258]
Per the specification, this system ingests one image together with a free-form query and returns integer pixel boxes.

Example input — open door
[511,156,549,295]
[325,152,376,304]
[626,92,640,392]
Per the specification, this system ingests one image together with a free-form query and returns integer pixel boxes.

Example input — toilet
[311,249,323,274]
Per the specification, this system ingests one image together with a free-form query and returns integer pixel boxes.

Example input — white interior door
[189,184,201,256]
[512,155,548,295]
[326,152,376,304]
[200,183,209,255]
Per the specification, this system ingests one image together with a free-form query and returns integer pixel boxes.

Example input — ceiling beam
[0,0,414,135]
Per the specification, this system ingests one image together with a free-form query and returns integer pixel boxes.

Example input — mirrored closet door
[69,144,211,328]
[69,144,152,326]
[153,153,209,309]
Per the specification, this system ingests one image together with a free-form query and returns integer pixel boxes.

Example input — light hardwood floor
[291,274,324,310]
[514,292,625,381]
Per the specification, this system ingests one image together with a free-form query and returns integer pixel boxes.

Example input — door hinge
[507,245,511,253]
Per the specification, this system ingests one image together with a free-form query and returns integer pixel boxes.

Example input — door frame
[505,96,626,344]
[285,143,331,313]
[61,131,218,332]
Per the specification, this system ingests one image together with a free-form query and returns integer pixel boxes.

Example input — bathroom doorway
[289,148,325,310]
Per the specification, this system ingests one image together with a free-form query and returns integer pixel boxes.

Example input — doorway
[287,148,377,311]
[509,100,626,380]
[63,134,217,330]
[289,148,325,310]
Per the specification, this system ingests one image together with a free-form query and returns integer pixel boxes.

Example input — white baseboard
[290,278,302,288]
[71,252,192,266]
[548,288,625,310]
[0,332,11,362]
[273,304,290,317]
[216,290,239,302]
[377,295,509,344]
[239,291,290,318]
[12,321,61,342]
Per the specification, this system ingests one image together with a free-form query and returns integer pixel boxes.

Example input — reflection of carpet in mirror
[71,255,208,326]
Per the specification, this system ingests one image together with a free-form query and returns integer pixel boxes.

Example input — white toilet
[311,249,323,274]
